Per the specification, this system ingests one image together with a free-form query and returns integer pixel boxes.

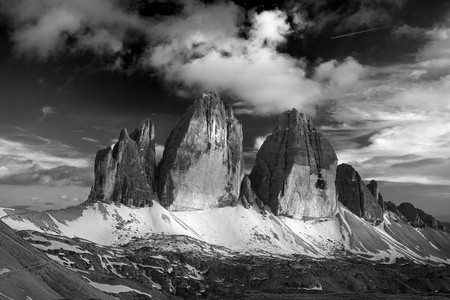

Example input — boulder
[335,164,383,224]
[88,119,157,206]
[157,91,244,211]
[249,109,338,219]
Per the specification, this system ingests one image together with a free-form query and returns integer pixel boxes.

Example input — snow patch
[83,276,153,298]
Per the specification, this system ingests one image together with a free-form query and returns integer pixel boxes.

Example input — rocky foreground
[14,230,450,299]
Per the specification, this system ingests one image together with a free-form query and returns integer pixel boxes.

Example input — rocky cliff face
[397,202,447,230]
[157,91,244,211]
[397,202,426,228]
[367,180,385,212]
[335,164,383,224]
[88,119,157,206]
[249,109,338,219]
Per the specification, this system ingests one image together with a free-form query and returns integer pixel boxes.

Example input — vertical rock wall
[249,109,338,219]
[157,91,244,211]
[88,120,157,206]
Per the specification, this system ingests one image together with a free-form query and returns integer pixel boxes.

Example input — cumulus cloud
[4,0,369,115]
[314,57,367,90]
[5,0,143,59]
[147,5,323,115]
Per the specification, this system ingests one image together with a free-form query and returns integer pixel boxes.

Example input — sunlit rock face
[157,91,244,211]
[88,119,157,206]
[249,109,338,219]
[336,164,383,224]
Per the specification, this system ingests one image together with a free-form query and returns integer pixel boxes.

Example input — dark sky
[0,0,449,218]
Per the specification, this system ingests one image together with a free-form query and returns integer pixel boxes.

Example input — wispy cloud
[40,105,56,119]
[81,137,99,143]
[0,128,92,186]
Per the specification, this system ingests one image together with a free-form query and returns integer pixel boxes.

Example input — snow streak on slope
[3,202,450,264]
[337,206,450,264]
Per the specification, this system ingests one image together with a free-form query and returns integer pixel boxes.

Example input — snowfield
[2,201,450,264]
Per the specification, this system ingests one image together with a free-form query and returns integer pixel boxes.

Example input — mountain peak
[250,109,338,219]
[336,163,383,224]
[157,91,244,211]
[88,120,157,206]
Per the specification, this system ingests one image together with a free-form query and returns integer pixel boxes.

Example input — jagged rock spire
[335,163,383,224]
[88,119,157,206]
[157,91,244,211]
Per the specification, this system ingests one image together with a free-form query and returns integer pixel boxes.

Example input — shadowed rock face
[367,180,385,212]
[398,202,426,228]
[386,201,447,231]
[88,120,156,206]
[385,201,403,217]
[249,109,338,219]
[336,164,383,224]
[397,202,446,230]
[157,91,244,211]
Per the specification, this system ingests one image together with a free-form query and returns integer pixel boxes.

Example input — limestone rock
[239,175,266,214]
[249,109,338,219]
[397,202,425,228]
[367,180,385,212]
[417,208,440,229]
[385,201,401,217]
[397,202,444,229]
[240,175,256,207]
[378,193,385,212]
[88,120,157,206]
[336,164,383,224]
[157,91,244,211]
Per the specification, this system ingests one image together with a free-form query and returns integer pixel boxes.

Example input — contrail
[331,25,393,39]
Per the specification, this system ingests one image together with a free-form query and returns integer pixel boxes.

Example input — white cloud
[314,57,367,89]
[417,27,450,71]
[81,137,99,143]
[147,6,323,115]
[254,136,267,150]
[155,144,165,164]
[6,0,143,59]
[0,131,91,186]
[5,1,369,116]
[250,10,290,47]
[332,66,450,185]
